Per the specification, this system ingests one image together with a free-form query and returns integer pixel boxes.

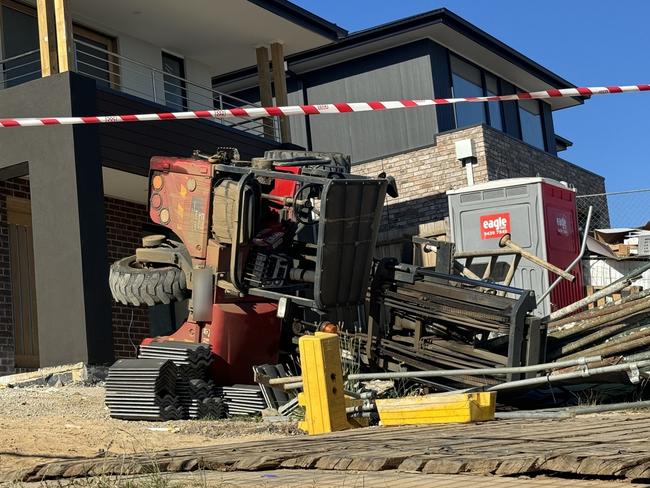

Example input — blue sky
[295,1,650,193]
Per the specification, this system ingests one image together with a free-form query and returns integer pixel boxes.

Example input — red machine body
[145,155,300,385]
[206,302,281,384]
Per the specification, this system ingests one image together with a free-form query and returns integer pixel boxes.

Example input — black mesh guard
[314,178,387,309]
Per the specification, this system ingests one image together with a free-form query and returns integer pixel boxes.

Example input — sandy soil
[0,384,299,479]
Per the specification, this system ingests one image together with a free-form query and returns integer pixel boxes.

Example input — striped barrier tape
[0,84,648,128]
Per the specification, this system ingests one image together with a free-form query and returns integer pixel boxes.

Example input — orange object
[152,174,164,190]
[319,322,338,334]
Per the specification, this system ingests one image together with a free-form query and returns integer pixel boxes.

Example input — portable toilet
[447,177,584,317]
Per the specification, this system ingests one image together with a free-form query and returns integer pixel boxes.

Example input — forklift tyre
[109,255,187,306]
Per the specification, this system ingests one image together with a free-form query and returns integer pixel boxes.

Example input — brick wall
[353,124,606,239]
[0,181,151,374]
[0,178,31,375]
[482,125,606,195]
[104,197,151,359]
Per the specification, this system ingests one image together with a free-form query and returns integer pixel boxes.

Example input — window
[485,74,503,131]
[450,55,485,127]
[1,2,40,88]
[74,26,118,89]
[447,52,551,153]
[161,52,187,111]
[518,99,545,150]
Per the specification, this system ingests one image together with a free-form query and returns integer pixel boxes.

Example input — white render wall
[184,58,215,111]
[115,33,163,103]
[583,258,650,290]
[74,22,219,109]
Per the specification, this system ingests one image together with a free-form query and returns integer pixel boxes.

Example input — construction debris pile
[593,226,650,258]
[364,259,540,389]
[547,289,650,362]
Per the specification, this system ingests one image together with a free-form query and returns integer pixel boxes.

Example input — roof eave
[247,0,348,41]
[215,8,585,108]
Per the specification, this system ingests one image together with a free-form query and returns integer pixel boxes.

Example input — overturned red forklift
[109,148,389,386]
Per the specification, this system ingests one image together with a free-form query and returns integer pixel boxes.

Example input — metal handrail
[2,57,40,73]
[0,49,39,66]
[3,70,42,85]
[0,43,278,139]
[73,39,276,137]
[75,39,265,108]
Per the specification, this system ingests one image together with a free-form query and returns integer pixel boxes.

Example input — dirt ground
[0,384,299,479]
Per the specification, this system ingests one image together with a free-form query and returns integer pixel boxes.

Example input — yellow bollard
[297,332,351,435]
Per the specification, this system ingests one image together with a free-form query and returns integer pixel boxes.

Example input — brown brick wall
[104,197,150,359]
[353,124,606,238]
[0,178,31,375]
[0,180,151,374]
[482,125,606,195]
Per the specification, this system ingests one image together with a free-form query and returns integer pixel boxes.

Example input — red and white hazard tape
[1,84,648,128]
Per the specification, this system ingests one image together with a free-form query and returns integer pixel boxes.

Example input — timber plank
[541,453,591,474]
[279,454,323,469]
[233,455,289,470]
[345,456,408,471]
[333,458,354,470]
[60,461,97,478]
[620,460,650,479]
[577,454,650,477]
[421,458,467,474]
[463,457,502,474]
[315,456,344,470]
[495,456,541,475]
[398,456,430,472]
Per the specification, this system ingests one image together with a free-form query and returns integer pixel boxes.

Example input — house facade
[214,8,606,258]
[0,3,606,374]
[0,0,345,374]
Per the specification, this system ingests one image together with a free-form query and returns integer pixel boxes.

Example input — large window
[1,2,40,88]
[485,74,503,131]
[161,52,187,111]
[448,51,550,153]
[518,99,545,150]
[450,55,485,127]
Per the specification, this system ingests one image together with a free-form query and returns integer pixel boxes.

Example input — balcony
[0,42,278,141]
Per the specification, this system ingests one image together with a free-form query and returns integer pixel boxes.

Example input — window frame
[161,50,188,111]
[449,53,488,128]
[516,97,548,151]
[73,23,120,89]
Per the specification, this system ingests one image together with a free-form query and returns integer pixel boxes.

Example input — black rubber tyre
[109,255,187,306]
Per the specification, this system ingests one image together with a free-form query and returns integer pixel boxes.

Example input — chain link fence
[577,188,650,231]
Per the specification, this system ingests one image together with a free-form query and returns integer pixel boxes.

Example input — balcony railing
[0,49,41,88]
[0,42,278,141]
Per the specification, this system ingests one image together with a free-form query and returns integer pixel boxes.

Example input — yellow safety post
[298,332,351,435]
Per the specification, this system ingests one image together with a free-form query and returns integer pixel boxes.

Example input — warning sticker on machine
[480,212,510,239]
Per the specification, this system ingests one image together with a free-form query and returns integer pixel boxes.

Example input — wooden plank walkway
[11,412,650,483]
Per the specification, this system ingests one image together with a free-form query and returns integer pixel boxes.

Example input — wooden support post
[270,42,291,143]
[255,46,275,140]
[36,0,58,76]
[53,0,76,72]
